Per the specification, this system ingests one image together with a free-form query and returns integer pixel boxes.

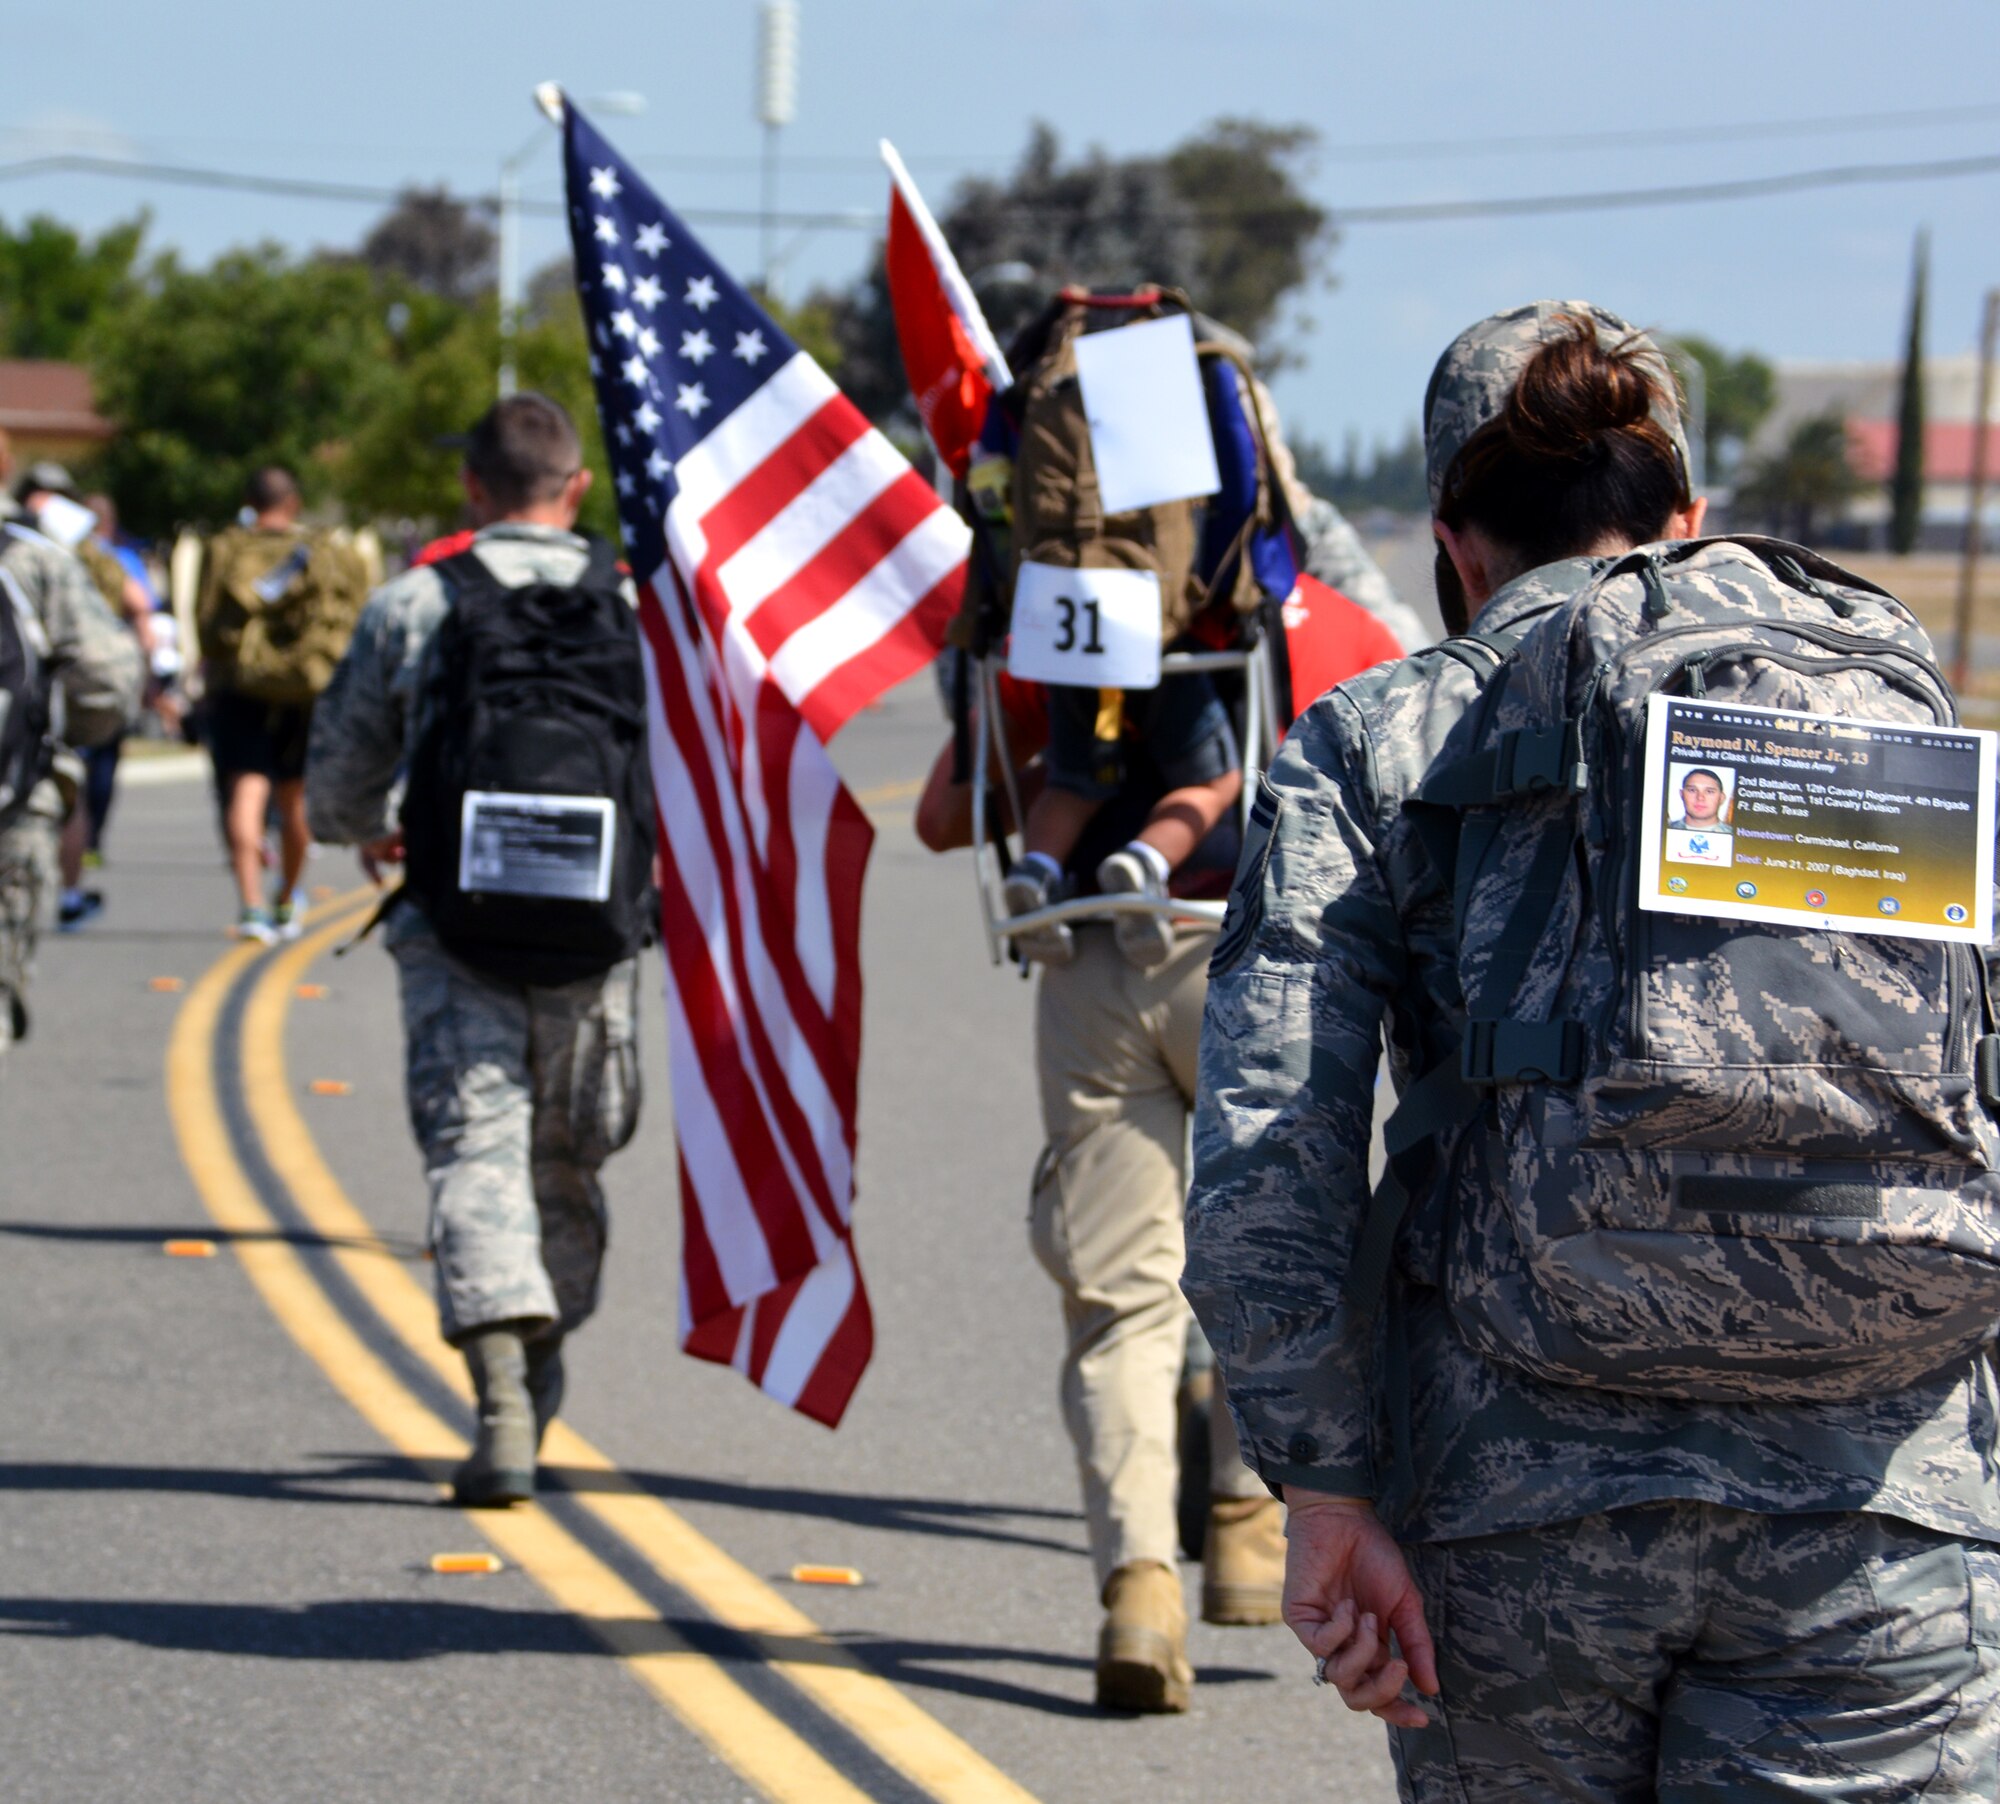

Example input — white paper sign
[1072,314,1221,516]
[1007,561,1163,690]
[31,493,96,550]
[459,791,616,903]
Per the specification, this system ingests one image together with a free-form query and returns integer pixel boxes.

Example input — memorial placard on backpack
[1638,695,1996,945]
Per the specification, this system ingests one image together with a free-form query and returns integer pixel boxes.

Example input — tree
[1732,412,1863,543]
[0,213,146,360]
[359,187,496,305]
[822,119,1332,428]
[87,246,395,533]
[1670,334,1776,478]
[1889,227,1928,554]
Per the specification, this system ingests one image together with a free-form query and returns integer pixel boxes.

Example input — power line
[1330,149,2000,224]
[2,146,1998,234]
[6,98,1999,175]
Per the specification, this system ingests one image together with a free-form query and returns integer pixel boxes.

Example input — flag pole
[878,139,1012,393]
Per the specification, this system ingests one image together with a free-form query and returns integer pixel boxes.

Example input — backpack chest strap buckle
[1462,1017,1585,1086]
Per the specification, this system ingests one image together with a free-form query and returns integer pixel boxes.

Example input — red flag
[1281,574,1404,720]
[880,141,1011,477]
[564,100,965,1425]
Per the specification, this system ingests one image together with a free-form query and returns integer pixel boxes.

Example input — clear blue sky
[9,0,1999,462]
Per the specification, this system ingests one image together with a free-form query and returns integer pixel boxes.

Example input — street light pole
[1951,287,2000,694]
[497,87,645,399]
[757,0,798,298]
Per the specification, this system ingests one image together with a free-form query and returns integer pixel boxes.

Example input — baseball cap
[11,460,79,503]
[1422,300,1690,515]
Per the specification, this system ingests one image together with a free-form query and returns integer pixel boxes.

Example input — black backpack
[0,554,55,833]
[401,541,657,987]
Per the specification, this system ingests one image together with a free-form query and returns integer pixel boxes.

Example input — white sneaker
[1002,861,1074,966]
[1096,849,1175,971]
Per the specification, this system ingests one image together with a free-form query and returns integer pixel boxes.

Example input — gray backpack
[1388,536,2000,1404]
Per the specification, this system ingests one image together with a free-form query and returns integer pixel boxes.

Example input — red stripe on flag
[741,469,946,665]
[790,1257,874,1427]
[796,563,963,745]
[696,398,872,571]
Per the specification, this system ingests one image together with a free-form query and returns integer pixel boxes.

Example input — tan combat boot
[452,1326,537,1508]
[1201,1495,1286,1625]
[1096,1561,1192,1714]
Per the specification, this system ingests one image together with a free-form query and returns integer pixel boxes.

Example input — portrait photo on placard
[1663,761,1735,866]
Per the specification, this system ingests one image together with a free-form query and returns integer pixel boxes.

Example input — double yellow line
[165,895,1038,1804]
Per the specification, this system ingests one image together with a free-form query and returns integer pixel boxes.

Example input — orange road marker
[163,1239,218,1258]
[308,1079,352,1096]
[295,984,328,1000]
[149,976,187,993]
[788,1565,863,1587]
[430,1552,505,1575]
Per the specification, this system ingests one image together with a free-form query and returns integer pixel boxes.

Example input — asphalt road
[0,654,1412,1803]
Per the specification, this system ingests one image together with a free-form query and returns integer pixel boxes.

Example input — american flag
[561,99,965,1425]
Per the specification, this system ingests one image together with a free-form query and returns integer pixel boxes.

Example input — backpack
[1389,535,2000,1405]
[203,525,368,704]
[399,541,657,988]
[0,555,55,832]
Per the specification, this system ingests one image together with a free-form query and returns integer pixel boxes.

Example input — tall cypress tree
[1890,228,1929,554]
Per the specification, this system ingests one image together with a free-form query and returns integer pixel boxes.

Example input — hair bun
[1502,315,1659,465]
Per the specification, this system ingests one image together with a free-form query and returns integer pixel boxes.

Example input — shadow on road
[0,1596,606,1659]
[541,1461,1085,1559]
[0,1220,430,1262]
[0,1456,446,1508]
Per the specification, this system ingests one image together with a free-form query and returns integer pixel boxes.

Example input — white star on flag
[601,265,627,293]
[589,165,622,200]
[634,222,669,256]
[594,214,619,245]
[675,381,709,417]
[646,448,672,479]
[732,329,768,365]
[612,309,638,341]
[632,275,664,310]
[613,420,632,446]
[637,326,662,358]
[588,352,601,376]
[615,469,634,495]
[684,275,718,312]
[633,399,661,433]
[679,328,714,365]
[622,353,649,387]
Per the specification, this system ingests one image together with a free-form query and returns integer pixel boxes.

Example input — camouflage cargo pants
[1392,1502,2000,1802]
[389,913,642,1344]
[1032,927,1263,1593]
[0,811,57,1057]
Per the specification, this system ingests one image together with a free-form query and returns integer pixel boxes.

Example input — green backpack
[201,525,367,705]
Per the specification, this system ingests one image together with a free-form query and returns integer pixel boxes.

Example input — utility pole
[1952,288,2000,694]
[757,0,798,299]
[498,87,644,399]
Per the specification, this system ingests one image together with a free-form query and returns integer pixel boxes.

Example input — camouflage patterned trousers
[1392,1502,2000,1802]
[0,811,57,1058]
[389,914,642,1344]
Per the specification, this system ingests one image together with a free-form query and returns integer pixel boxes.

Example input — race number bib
[1006,562,1162,691]
[459,791,615,903]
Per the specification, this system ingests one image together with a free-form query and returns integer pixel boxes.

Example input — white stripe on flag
[759,1241,859,1408]
[766,506,969,701]
[716,429,911,620]
[786,725,840,1018]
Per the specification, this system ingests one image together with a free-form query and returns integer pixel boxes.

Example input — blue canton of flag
[563,105,787,585]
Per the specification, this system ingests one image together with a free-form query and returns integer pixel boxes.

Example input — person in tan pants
[916,681,1284,1715]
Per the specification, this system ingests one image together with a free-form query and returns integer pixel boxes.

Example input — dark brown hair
[245,464,300,514]
[463,393,583,511]
[1438,315,1687,577]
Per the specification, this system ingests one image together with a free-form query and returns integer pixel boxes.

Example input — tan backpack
[200,525,368,704]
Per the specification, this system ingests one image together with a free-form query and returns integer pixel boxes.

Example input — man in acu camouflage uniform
[0,431,145,1056]
[1184,302,2000,1799]
[306,394,642,1506]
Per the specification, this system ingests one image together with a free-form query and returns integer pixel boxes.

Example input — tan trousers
[1031,927,1262,1593]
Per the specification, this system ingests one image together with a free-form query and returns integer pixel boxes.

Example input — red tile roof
[1848,418,2000,484]
[0,360,112,440]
